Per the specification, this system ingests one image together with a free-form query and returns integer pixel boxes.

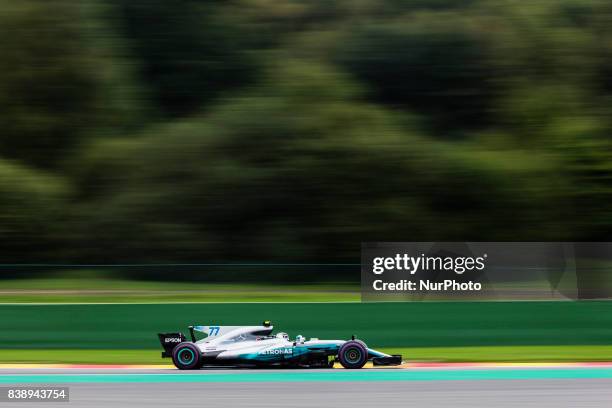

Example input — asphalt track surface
[0,368,611,407]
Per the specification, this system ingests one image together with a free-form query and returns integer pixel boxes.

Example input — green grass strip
[0,278,360,303]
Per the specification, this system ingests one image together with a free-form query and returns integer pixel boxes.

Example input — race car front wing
[372,355,402,366]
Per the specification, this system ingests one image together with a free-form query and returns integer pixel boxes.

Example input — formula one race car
[158,321,402,369]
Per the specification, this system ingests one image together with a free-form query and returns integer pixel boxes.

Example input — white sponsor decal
[260,348,293,355]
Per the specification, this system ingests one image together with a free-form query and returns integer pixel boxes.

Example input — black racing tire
[172,342,201,370]
[353,339,368,350]
[351,339,369,360]
[338,340,368,369]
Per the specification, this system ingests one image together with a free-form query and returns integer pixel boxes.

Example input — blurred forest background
[2,0,612,282]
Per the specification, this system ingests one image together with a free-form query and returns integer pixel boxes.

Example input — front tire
[172,342,201,370]
[338,340,368,369]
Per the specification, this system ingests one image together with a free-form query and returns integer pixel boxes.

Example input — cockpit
[276,332,289,340]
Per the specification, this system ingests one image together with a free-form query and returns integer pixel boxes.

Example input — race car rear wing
[158,332,186,358]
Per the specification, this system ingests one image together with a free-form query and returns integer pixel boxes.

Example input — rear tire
[338,340,368,369]
[172,342,201,370]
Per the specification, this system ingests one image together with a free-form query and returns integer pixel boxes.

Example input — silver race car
[158,321,402,369]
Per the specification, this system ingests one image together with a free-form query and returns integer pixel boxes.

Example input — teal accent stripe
[367,349,386,358]
[1,368,612,383]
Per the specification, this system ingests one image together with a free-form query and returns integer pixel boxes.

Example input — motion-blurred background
[4,0,612,271]
[2,0,612,363]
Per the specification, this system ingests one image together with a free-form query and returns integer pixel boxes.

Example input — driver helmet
[295,334,305,344]
[276,332,289,340]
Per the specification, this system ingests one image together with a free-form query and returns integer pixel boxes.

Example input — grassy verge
[3,346,612,365]
[383,345,612,362]
[0,277,359,303]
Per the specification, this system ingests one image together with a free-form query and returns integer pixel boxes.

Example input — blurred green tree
[336,15,499,132]
[0,0,610,284]
[0,160,69,264]
[113,0,259,117]
[69,61,567,276]
[0,0,143,168]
